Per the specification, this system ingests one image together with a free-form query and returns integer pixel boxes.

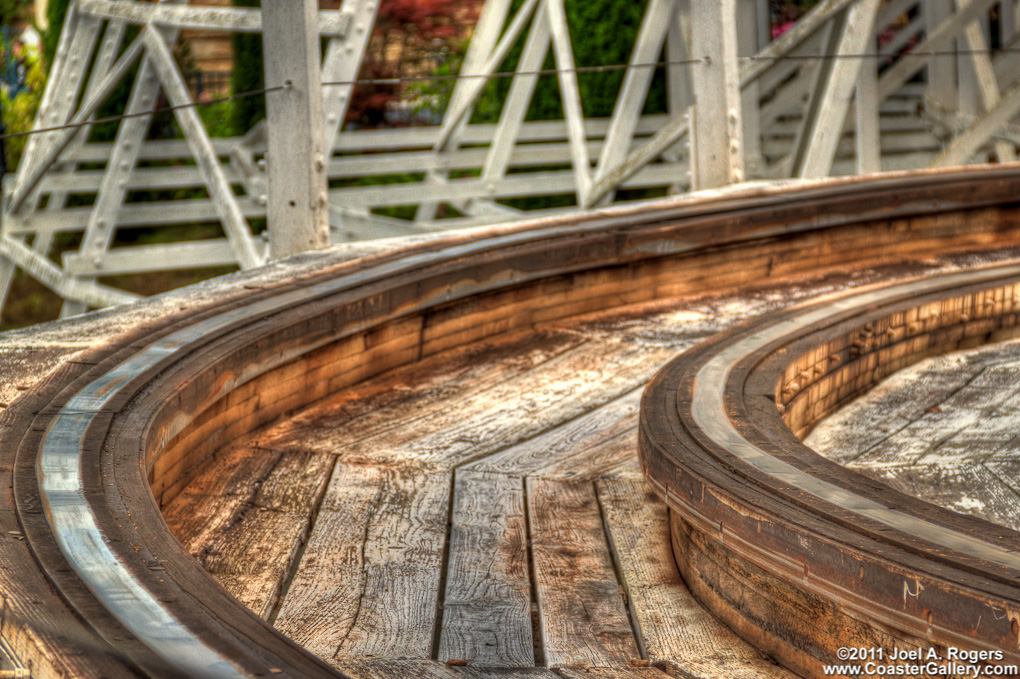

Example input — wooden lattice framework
[2,0,1020,319]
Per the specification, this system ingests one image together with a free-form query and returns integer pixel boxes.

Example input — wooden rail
[5,166,1020,677]
[640,267,1020,678]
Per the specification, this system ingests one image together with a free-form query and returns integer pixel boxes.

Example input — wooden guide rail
[4,166,1020,678]
[639,267,1020,678]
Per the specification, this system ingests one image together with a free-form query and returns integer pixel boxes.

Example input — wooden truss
[2,0,1019,318]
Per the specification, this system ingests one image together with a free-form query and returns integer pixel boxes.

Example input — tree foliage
[474,0,666,124]
[0,0,27,27]
[43,0,69,70]
[346,0,479,126]
[230,0,265,134]
[1,42,44,170]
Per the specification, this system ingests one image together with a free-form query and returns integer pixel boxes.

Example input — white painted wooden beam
[591,0,676,205]
[957,0,1017,161]
[931,79,1020,166]
[481,3,551,184]
[796,0,880,178]
[8,33,147,214]
[263,0,330,260]
[545,0,592,202]
[690,0,744,188]
[144,29,263,268]
[78,0,351,36]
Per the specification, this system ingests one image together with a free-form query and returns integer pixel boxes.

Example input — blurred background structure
[0,0,1018,327]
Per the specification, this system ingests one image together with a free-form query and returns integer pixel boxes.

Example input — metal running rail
[5,166,1020,677]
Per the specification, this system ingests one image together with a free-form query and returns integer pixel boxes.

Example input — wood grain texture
[810,340,1020,535]
[163,444,335,618]
[333,659,466,679]
[467,389,641,479]
[274,462,451,664]
[334,659,562,678]
[526,477,640,668]
[257,327,586,463]
[334,338,675,469]
[596,479,798,679]
[439,470,534,667]
[554,666,673,679]
[875,463,1020,531]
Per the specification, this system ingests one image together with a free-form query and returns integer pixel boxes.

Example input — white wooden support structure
[794,0,880,178]
[414,0,522,223]
[61,2,184,319]
[689,0,744,188]
[263,0,330,260]
[854,30,881,174]
[592,0,677,206]
[5,0,1020,321]
[545,0,592,204]
[480,2,551,188]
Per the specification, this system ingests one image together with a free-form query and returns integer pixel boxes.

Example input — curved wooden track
[640,266,1020,678]
[4,166,1020,678]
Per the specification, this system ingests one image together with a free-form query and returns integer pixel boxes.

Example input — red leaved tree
[345,0,480,127]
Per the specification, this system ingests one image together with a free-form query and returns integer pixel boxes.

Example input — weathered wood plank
[333,659,563,678]
[162,444,334,618]
[596,478,798,679]
[468,389,641,479]
[332,659,465,679]
[805,352,993,463]
[274,462,451,663]
[533,428,641,482]
[526,477,640,668]
[439,470,534,667]
[455,668,561,678]
[555,667,672,678]
[336,338,675,470]
[257,327,587,460]
[843,381,1015,470]
[162,442,282,555]
[874,463,1020,533]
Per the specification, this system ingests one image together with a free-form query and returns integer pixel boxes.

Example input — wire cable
[3,42,1020,142]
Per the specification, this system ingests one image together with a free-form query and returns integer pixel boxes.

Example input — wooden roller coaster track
[2,166,1020,678]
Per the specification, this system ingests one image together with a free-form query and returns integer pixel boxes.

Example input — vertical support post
[690,0,744,189]
[855,32,881,173]
[924,0,957,120]
[262,0,330,260]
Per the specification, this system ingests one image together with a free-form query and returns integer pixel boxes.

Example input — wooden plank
[439,470,534,667]
[338,338,675,470]
[274,462,451,664]
[535,429,641,481]
[334,659,562,678]
[162,442,279,554]
[873,463,1020,533]
[806,354,984,464]
[256,327,585,458]
[455,668,561,678]
[847,383,1015,470]
[596,478,799,679]
[468,389,641,480]
[526,477,640,668]
[555,668,672,679]
[161,444,334,619]
[333,659,464,679]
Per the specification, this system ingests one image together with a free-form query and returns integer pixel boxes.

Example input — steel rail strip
[11,166,1020,678]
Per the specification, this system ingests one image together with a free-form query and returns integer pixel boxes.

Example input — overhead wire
[2,41,1019,142]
